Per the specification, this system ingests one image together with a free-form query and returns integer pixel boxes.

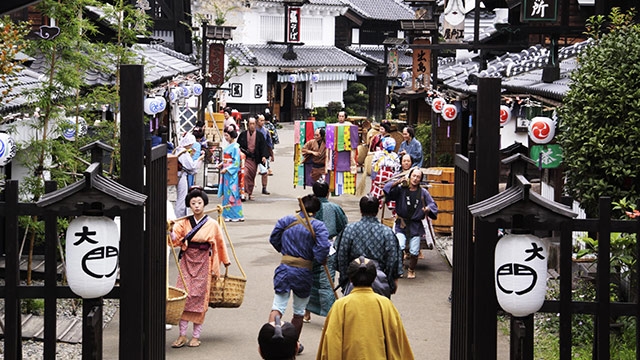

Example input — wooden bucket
[426,167,455,183]
[429,183,454,234]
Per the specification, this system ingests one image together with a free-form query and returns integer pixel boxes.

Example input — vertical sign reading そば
[209,43,225,85]
[287,7,301,42]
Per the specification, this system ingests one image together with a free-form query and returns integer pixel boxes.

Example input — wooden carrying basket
[210,213,247,308]
[166,236,188,325]
[380,204,396,228]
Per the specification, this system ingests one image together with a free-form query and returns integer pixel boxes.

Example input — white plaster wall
[224,71,268,104]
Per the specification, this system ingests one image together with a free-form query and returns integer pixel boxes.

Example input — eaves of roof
[346,45,412,67]
[341,0,414,21]
[226,43,367,71]
[436,41,589,101]
[1,44,198,114]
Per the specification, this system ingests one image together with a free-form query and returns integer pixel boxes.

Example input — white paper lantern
[311,73,320,83]
[432,97,446,113]
[288,74,297,83]
[181,85,192,98]
[66,216,120,299]
[144,97,157,115]
[154,96,167,113]
[528,116,555,144]
[192,84,203,96]
[62,117,88,141]
[169,88,182,102]
[499,105,512,125]
[441,104,458,121]
[495,233,548,317]
[0,133,17,166]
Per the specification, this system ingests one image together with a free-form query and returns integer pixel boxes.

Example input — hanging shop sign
[287,7,301,43]
[442,0,465,43]
[387,48,399,78]
[522,0,558,22]
[412,38,430,91]
[530,144,563,169]
[208,43,226,85]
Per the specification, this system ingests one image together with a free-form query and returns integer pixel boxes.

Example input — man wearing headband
[316,257,414,359]
[383,167,438,279]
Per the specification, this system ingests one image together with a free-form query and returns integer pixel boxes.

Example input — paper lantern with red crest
[500,105,512,125]
[432,97,446,113]
[528,117,556,144]
[442,104,458,121]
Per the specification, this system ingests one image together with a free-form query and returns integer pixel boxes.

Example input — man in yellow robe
[315,257,414,360]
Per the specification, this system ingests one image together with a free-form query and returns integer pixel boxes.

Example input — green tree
[342,82,368,116]
[557,8,640,217]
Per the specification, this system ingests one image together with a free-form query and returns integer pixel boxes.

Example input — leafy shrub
[557,8,640,218]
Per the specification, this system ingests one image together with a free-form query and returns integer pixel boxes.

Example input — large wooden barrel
[429,182,454,234]
[426,167,455,183]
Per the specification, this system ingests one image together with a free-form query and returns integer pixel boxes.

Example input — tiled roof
[342,0,414,21]
[436,41,590,100]
[258,0,345,5]
[1,44,198,114]
[226,44,367,70]
[346,45,413,67]
[0,68,47,115]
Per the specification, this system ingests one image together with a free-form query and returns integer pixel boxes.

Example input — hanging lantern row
[168,83,204,103]
[0,132,17,167]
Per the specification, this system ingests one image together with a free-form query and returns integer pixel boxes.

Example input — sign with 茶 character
[66,216,120,299]
[530,144,563,169]
[522,0,558,22]
[287,7,301,43]
[412,38,430,91]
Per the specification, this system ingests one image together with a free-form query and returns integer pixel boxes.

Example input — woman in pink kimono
[170,188,230,348]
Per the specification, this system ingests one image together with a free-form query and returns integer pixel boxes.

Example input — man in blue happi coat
[268,194,330,354]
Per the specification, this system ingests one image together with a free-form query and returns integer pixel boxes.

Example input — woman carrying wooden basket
[169,187,230,348]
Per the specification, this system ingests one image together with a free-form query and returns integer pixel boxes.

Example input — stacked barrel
[427,167,454,234]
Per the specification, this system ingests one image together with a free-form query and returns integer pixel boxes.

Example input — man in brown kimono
[238,116,269,200]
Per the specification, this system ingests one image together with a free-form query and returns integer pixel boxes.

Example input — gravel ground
[0,279,120,359]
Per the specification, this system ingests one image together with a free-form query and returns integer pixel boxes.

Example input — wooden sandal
[171,335,188,348]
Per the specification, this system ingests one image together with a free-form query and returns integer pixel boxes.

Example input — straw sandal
[407,269,416,279]
[188,338,201,347]
[171,335,188,348]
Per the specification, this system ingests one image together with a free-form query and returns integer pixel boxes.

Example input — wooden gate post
[119,64,146,359]
[473,76,501,359]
